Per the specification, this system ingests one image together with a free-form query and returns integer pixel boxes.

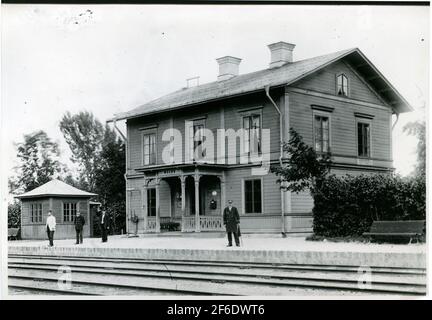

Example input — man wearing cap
[223,200,240,247]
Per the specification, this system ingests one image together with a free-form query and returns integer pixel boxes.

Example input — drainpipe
[264,86,286,237]
[392,112,399,130]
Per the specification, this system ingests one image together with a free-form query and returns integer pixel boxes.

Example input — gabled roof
[14,179,97,199]
[111,48,412,121]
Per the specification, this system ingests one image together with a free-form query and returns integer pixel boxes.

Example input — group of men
[45,209,110,247]
[45,200,241,247]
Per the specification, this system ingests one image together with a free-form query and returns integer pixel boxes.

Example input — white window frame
[141,128,157,166]
[186,117,206,161]
[356,117,373,159]
[336,73,349,97]
[30,202,43,223]
[62,201,79,223]
[241,177,264,215]
[312,109,332,153]
[238,107,263,159]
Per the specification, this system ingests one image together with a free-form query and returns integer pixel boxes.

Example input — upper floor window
[188,119,206,161]
[30,203,42,223]
[357,122,371,157]
[314,115,330,153]
[63,202,77,222]
[243,114,261,155]
[337,74,348,96]
[244,179,262,214]
[143,133,156,165]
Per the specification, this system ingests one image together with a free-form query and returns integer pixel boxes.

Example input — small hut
[15,179,97,239]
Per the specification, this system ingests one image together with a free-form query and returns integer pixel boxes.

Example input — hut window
[336,74,348,96]
[63,202,77,222]
[244,179,262,214]
[30,203,42,223]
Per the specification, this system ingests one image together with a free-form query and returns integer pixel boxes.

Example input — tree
[403,120,425,176]
[271,128,332,194]
[10,130,63,193]
[59,111,105,192]
[60,111,126,234]
[8,201,21,228]
[94,126,126,234]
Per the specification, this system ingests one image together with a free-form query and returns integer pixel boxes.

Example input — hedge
[312,173,426,237]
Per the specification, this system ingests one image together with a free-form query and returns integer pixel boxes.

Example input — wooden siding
[294,60,385,105]
[21,197,90,240]
[126,92,283,173]
[224,167,281,215]
[291,191,314,214]
[288,90,392,164]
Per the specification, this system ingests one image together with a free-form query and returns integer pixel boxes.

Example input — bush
[312,173,426,237]
[161,221,180,232]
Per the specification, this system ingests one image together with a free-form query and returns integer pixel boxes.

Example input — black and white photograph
[0,1,429,302]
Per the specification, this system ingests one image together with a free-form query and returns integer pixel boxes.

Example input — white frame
[141,128,158,166]
[355,117,373,159]
[62,201,79,223]
[336,72,350,97]
[30,202,43,224]
[186,117,206,161]
[239,107,263,159]
[241,177,264,215]
[312,109,332,153]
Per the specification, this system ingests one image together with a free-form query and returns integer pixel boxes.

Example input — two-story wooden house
[109,41,411,235]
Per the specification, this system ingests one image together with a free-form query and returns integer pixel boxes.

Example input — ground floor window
[244,179,262,214]
[30,203,42,223]
[63,202,77,222]
[148,188,156,216]
[357,122,371,157]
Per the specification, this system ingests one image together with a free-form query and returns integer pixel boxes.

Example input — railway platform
[8,235,426,268]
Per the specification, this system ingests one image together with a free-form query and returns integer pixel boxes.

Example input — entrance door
[147,188,156,217]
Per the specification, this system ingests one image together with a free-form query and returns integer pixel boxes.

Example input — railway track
[8,254,427,296]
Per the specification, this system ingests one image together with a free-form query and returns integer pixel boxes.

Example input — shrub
[312,173,426,237]
[161,221,181,232]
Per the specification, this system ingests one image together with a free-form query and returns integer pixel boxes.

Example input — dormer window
[336,74,348,96]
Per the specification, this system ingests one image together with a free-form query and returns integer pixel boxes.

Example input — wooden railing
[147,217,158,232]
[199,216,224,231]
[182,216,195,232]
[181,215,224,232]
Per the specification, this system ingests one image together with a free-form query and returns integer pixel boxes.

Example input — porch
[130,165,226,233]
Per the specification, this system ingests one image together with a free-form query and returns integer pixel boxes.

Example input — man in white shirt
[46,210,56,247]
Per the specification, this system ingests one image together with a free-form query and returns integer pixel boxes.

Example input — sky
[1,4,429,190]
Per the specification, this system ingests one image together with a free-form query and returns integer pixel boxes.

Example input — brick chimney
[268,41,296,68]
[216,56,242,81]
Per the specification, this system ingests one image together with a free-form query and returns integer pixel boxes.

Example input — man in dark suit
[223,200,240,247]
[99,209,110,243]
[74,211,85,244]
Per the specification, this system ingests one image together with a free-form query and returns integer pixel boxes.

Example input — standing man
[99,209,110,243]
[74,211,85,244]
[223,200,240,247]
[46,210,56,247]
